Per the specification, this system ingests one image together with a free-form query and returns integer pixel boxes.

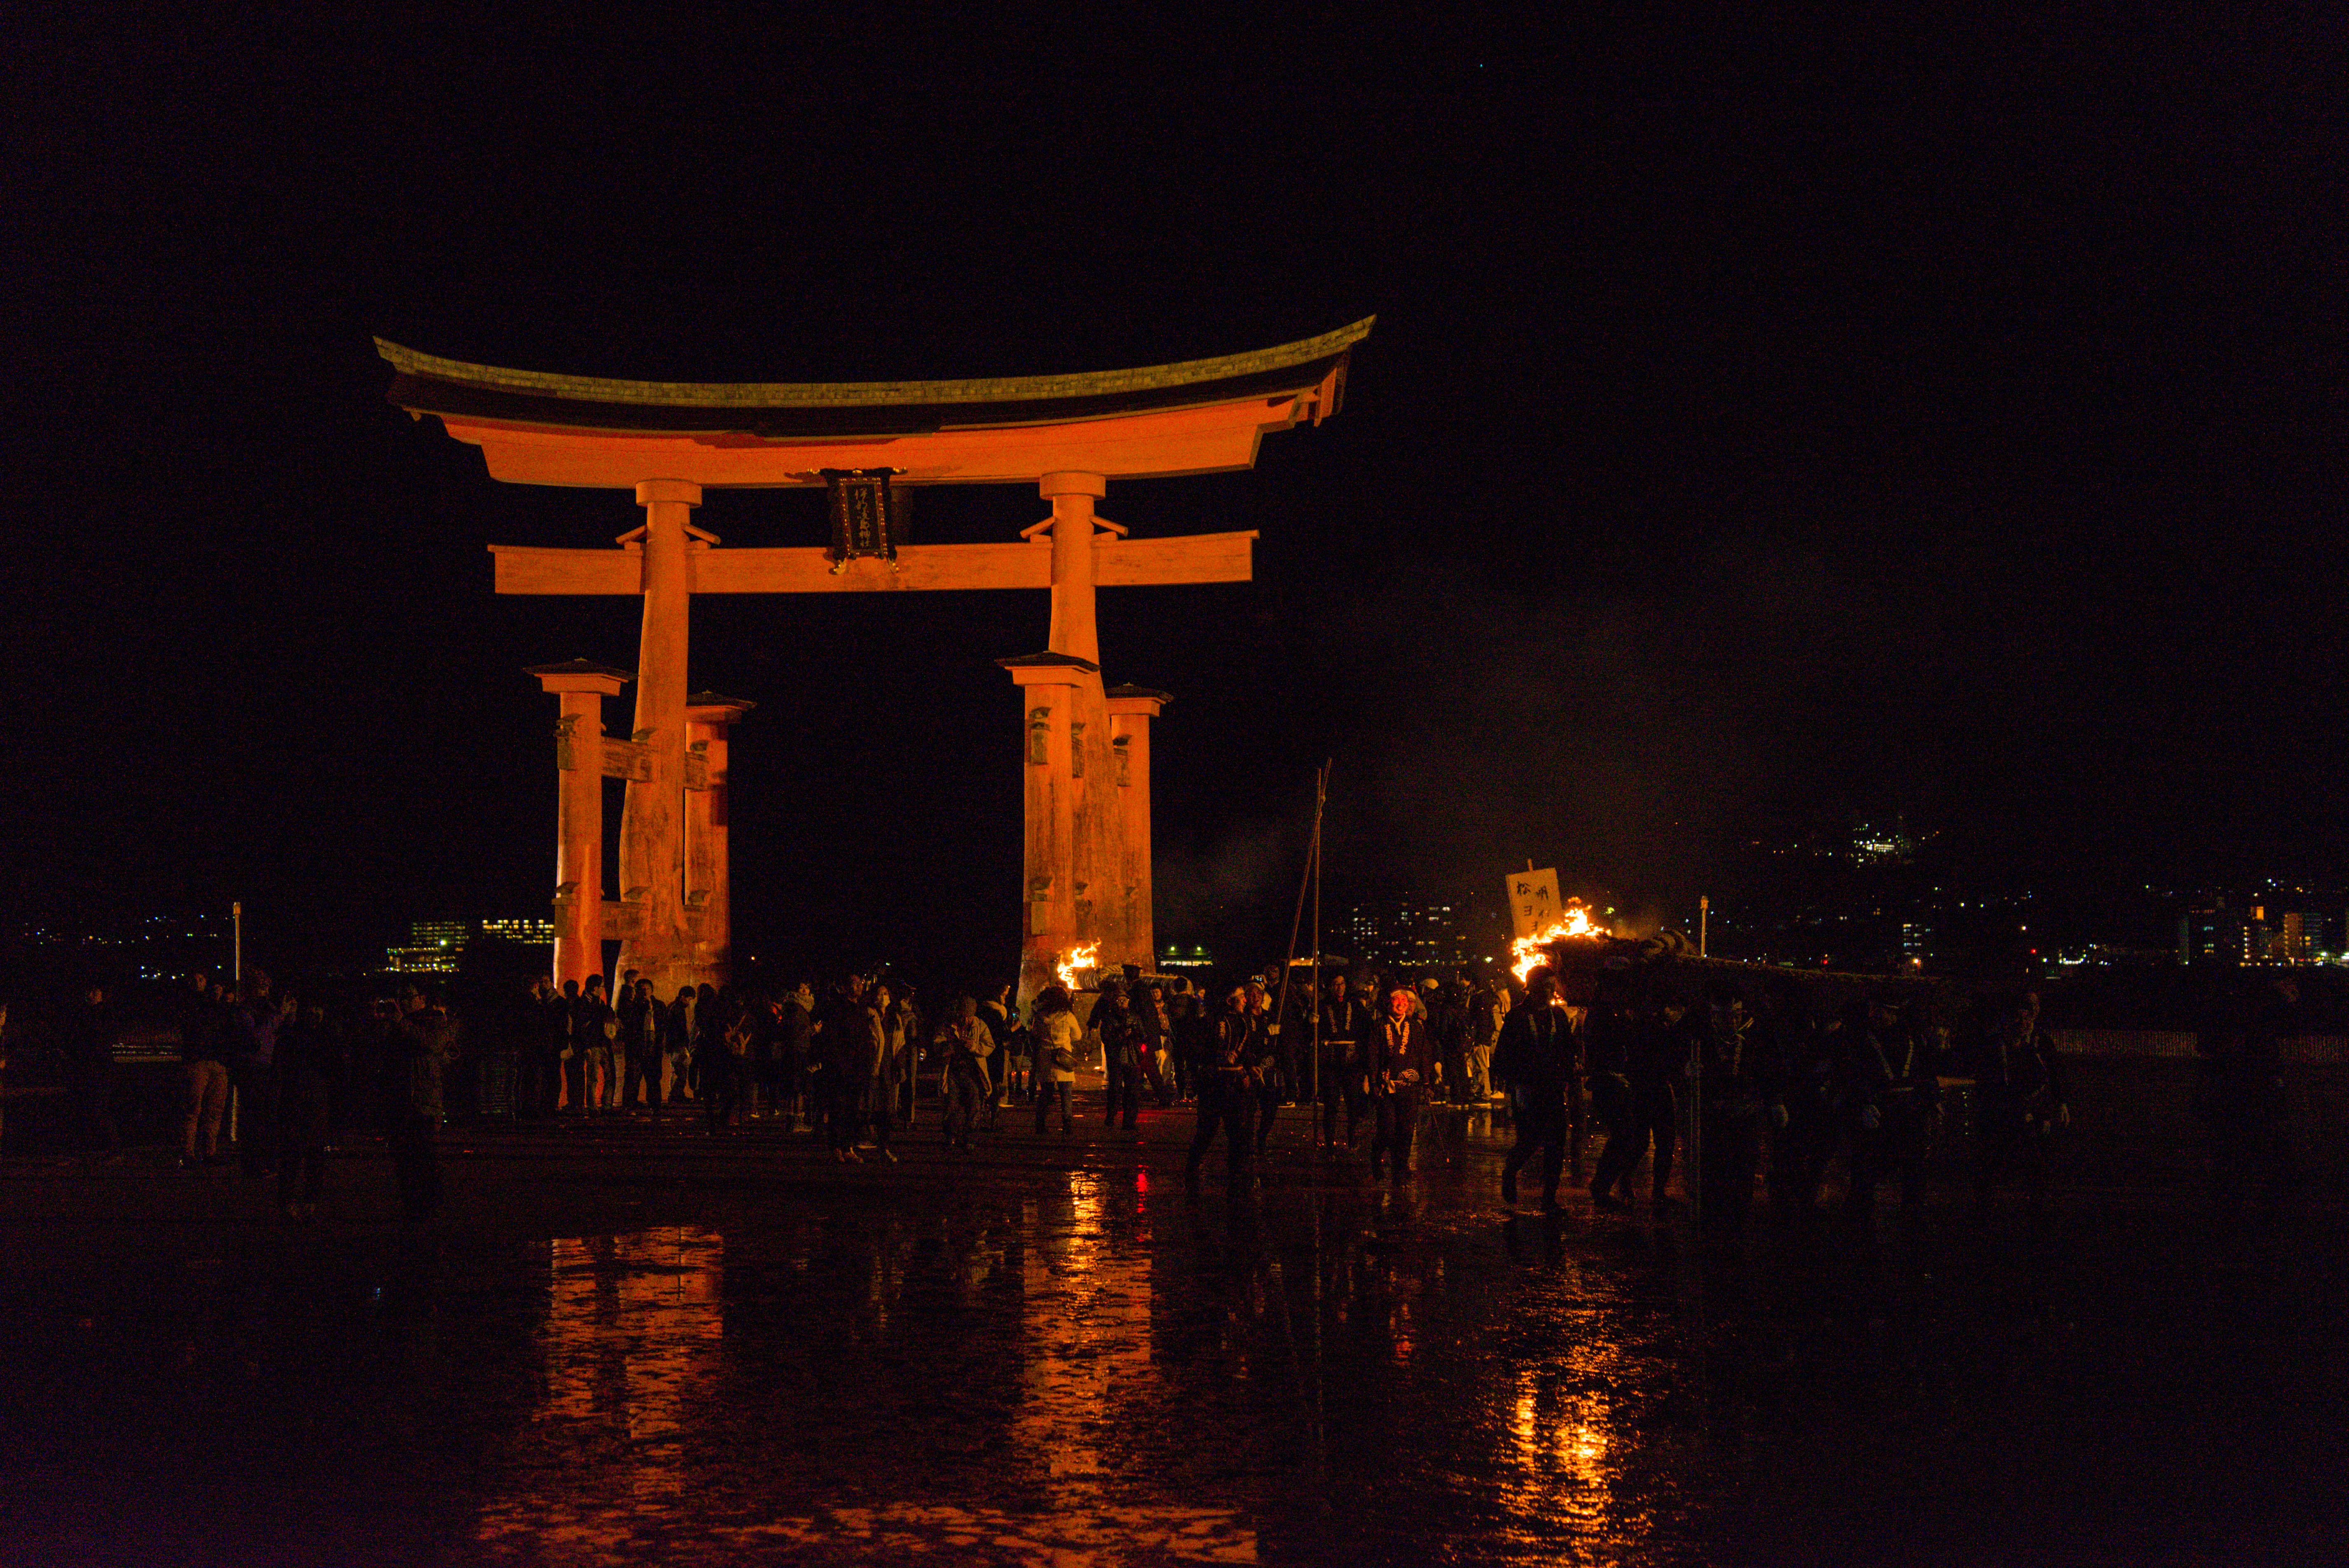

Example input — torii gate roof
[379,319,1372,489]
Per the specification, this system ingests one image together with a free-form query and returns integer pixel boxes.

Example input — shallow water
[0,1122,2343,1564]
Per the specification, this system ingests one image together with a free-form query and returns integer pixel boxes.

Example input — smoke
[1319,531,1885,908]
[1156,816,1301,942]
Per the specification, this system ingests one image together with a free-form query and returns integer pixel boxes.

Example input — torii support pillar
[528,659,633,989]
[618,479,708,993]
[685,693,754,983]
[1002,651,1100,1008]
[1106,685,1171,976]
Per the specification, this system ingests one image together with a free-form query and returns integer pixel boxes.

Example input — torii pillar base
[1105,685,1171,977]
[527,659,633,989]
[685,692,755,986]
[1002,650,1102,1010]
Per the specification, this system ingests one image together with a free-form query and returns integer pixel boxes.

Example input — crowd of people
[0,952,2310,1231]
[1488,962,2075,1232]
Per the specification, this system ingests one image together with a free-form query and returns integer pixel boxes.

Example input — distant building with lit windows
[1339,895,1478,973]
[2279,910,2327,963]
[2180,898,2334,966]
[383,916,557,974]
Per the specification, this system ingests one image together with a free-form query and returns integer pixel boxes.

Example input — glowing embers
[1055,942,1102,991]
[1511,898,1612,982]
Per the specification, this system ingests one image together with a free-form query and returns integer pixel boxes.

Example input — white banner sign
[1507,868,1561,938]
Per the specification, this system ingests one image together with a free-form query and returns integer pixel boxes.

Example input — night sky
[4,10,2341,977]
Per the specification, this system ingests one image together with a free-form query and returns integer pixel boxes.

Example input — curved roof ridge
[375,318,1374,411]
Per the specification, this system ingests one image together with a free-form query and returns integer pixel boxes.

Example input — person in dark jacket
[618,977,661,1111]
[1766,1001,1838,1219]
[2197,974,2300,1223]
[859,982,896,1156]
[63,981,122,1160]
[274,996,343,1219]
[1097,979,1146,1134]
[977,983,1016,1112]
[553,979,584,1114]
[228,976,286,1178]
[657,984,694,1106]
[1495,966,1577,1210]
[1843,996,1939,1223]
[1240,982,1285,1152]
[523,976,566,1120]
[692,983,726,1107]
[1136,982,1176,1108]
[1589,989,1685,1214]
[778,982,815,1130]
[1170,983,1210,1105]
[576,976,618,1111]
[1369,987,1433,1181]
[386,988,452,1220]
[1428,979,1472,1106]
[1695,982,1770,1235]
[1581,981,1639,1212]
[1972,990,2069,1217]
[1317,972,1376,1151]
[819,980,875,1160]
[1186,987,1260,1191]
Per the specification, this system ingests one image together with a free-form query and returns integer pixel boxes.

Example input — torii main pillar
[618,480,706,991]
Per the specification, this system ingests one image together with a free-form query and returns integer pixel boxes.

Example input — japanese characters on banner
[822,468,910,563]
[1507,868,1561,939]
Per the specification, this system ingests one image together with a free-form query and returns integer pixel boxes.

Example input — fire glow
[1511,900,1609,982]
[1056,942,1101,991]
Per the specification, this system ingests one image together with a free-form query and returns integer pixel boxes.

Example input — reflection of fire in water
[766,1173,1255,1563]
[1504,1369,1615,1527]
[477,1228,724,1554]
[1018,1172,1147,1481]
[1054,942,1101,991]
[1511,898,1610,982]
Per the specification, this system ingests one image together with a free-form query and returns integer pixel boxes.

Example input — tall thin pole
[1309,762,1328,1107]
[232,901,243,989]
[1273,764,1327,1103]
[1699,895,1709,959]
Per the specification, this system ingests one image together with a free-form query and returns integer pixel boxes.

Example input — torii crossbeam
[382,318,1371,998]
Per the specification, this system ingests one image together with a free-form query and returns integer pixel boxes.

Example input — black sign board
[822,469,910,564]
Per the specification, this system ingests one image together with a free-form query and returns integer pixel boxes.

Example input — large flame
[1511,900,1609,982]
[1055,942,1101,991]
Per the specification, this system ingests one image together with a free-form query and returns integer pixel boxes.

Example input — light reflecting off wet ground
[1,1123,2347,1565]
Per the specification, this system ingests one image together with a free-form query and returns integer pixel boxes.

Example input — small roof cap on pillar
[1105,684,1175,705]
[527,658,634,695]
[996,650,1101,675]
[686,691,757,720]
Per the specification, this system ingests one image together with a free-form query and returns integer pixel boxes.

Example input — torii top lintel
[379,319,1373,489]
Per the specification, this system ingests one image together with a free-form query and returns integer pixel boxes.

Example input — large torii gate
[381,319,1371,999]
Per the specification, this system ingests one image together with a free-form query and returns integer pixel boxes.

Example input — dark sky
[2,8,2342,975]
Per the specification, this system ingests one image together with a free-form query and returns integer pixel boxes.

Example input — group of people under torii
[15,945,2316,1242]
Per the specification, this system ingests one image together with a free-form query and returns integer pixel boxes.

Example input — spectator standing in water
[178,973,231,1168]
[1031,984,1082,1136]
[387,987,452,1221]
[1369,985,1433,1181]
[274,995,342,1219]
[1494,966,1576,1212]
[940,995,995,1153]
[1187,987,1259,1191]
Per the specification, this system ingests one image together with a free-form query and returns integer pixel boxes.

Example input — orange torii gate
[381,319,1371,999]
